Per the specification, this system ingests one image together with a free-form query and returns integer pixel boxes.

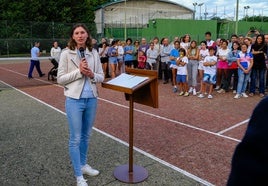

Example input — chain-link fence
[0,21,95,56]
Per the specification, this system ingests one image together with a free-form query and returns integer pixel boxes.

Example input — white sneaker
[234,94,241,99]
[188,87,193,93]
[193,88,197,96]
[198,94,205,98]
[82,164,100,176]
[233,90,237,94]
[208,94,213,99]
[217,89,225,93]
[77,177,88,186]
[241,93,248,98]
[214,85,220,90]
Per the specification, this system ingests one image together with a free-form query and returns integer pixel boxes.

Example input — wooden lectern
[101,68,158,183]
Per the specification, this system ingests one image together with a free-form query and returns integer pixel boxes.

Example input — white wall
[95,0,193,34]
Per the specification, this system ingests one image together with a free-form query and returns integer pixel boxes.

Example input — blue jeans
[250,68,266,94]
[237,69,250,94]
[65,97,97,177]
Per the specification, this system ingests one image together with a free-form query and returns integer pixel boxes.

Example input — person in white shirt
[176,48,189,96]
[50,41,61,62]
[146,42,158,70]
[117,40,125,74]
[198,41,209,94]
[180,34,191,52]
[160,38,172,84]
[198,47,218,99]
[216,39,230,93]
[98,42,109,78]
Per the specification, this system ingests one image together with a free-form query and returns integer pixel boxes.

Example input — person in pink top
[137,50,146,69]
[216,39,230,93]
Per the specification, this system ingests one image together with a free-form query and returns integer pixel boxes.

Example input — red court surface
[0,60,262,185]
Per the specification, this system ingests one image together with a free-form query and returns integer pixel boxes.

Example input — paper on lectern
[106,73,149,88]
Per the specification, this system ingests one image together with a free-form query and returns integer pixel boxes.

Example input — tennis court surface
[0,59,262,185]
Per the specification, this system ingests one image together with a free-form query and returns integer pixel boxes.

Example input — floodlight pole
[198,3,204,20]
[235,0,239,34]
[193,3,197,20]
[124,0,127,41]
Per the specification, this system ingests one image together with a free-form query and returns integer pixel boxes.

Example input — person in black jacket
[227,96,268,186]
[249,34,267,97]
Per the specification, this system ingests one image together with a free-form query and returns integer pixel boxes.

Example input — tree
[240,15,268,22]
[0,0,111,39]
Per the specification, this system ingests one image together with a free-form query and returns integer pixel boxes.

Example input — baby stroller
[48,58,58,81]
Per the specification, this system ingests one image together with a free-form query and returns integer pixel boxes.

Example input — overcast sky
[171,0,268,20]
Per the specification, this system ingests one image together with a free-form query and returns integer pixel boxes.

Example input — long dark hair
[182,34,191,43]
[68,23,93,51]
[255,34,265,46]
[231,41,240,51]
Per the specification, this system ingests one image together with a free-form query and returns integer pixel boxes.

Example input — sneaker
[184,92,189,97]
[39,73,45,77]
[249,93,254,97]
[208,94,213,99]
[188,87,193,93]
[173,87,178,93]
[198,94,205,98]
[241,93,248,98]
[233,90,237,94]
[214,85,220,90]
[193,88,197,96]
[179,91,184,96]
[260,93,265,98]
[77,177,88,186]
[81,164,100,176]
[234,94,241,99]
[217,89,225,93]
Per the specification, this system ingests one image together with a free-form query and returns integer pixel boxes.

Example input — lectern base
[113,164,148,183]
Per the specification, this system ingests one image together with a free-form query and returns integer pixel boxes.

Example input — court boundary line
[217,119,250,135]
[98,97,242,142]
[0,65,246,142]
[0,80,214,186]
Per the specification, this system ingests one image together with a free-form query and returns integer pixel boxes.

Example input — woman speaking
[57,23,104,186]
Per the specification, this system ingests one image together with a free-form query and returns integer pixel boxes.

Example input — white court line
[0,57,51,61]
[0,80,214,186]
[217,119,250,135]
[1,65,251,185]
[98,97,242,142]
[0,66,62,88]
[1,66,246,142]
[1,66,245,142]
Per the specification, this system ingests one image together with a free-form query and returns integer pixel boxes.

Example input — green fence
[1,20,268,56]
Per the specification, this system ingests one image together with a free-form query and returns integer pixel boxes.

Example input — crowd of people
[42,30,268,99]
[94,31,268,99]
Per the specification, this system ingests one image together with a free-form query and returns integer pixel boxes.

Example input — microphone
[79,47,85,58]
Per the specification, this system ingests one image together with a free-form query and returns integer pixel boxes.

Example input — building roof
[95,0,193,12]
